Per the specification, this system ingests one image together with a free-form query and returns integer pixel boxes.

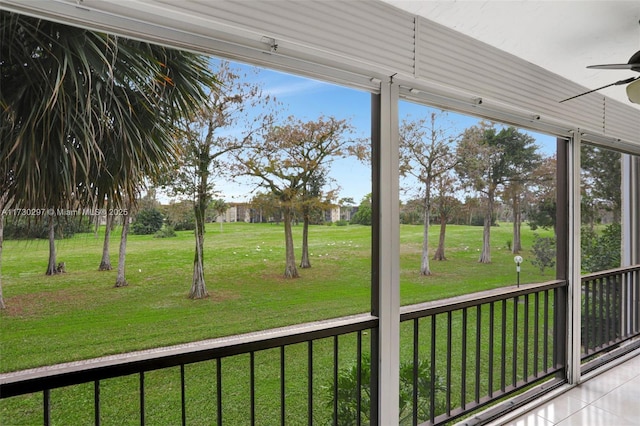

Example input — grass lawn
[0,221,556,424]
[0,221,554,372]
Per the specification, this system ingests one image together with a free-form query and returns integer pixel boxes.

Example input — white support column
[567,132,582,385]
[621,154,639,337]
[377,77,400,425]
[621,154,639,267]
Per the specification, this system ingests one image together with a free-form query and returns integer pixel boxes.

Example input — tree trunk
[420,197,431,276]
[479,193,493,264]
[115,214,129,287]
[300,210,311,268]
[46,215,58,275]
[512,194,522,254]
[190,162,209,299]
[433,214,447,261]
[99,210,113,271]
[283,207,299,278]
[189,204,208,299]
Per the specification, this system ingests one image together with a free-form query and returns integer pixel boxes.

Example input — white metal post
[567,132,582,385]
[377,77,400,425]
[621,154,639,267]
[621,154,639,336]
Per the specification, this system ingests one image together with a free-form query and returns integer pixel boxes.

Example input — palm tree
[1,11,217,284]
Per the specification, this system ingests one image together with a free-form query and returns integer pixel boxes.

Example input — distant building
[222,203,252,223]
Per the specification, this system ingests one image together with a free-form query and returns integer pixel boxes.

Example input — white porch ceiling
[383,1,640,109]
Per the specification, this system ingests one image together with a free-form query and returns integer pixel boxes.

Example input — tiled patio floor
[499,349,640,425]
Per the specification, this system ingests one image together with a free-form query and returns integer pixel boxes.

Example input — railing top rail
[0,313,377,398]
[581,264,640,282]
[400,280,567,322]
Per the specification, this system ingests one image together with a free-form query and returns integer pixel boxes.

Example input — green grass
[0,221,556,424]
[0,221,554,372]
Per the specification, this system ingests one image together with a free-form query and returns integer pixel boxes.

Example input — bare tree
[236,116,353,278]
[399,112,458,275]
[163,61,278,298]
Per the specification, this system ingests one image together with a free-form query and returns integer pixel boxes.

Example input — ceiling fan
[560,50,640,104]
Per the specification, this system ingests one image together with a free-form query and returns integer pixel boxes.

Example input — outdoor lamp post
[514,255,523,288]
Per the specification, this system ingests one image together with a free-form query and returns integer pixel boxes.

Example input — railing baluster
[461,307,467,410]
[613,275,619,342]
[488,302,494,398]
[592,279,597,352]
[281,345,286,426]
[412,318,419,426]
[501,299,507,392]
[523,294,529,381]
[543,290,549,372]
[94,380,100,426]
[216,358,222,426]
[181,365,186,426]
[356,332,362,426]
[597,278,603,349]
[585,280,591,353]
[475,305,481,404]
[512,296,518,388]
[139,372,145,426]
[533,292,539,377]
[446,311,452,416]
[623,272,629,338]
[332,336,338,426]
[250,353,255,426]
[605,276,611,345]
[308,341,314,426]
[43,389,50,426]
[430,314,437,424]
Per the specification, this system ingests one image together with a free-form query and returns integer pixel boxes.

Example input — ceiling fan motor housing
[629,50,640,72]
[627,79,640,104]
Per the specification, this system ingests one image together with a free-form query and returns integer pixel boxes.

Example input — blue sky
[164,59,557,205]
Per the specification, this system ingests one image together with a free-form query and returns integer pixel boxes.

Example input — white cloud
[262,79,327,98]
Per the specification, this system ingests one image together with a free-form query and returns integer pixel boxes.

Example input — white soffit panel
[170,0,416,76]
[0,0,416,91]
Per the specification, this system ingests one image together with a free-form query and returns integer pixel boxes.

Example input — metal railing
[400,280,568,426]
[581,265,640,369]
[7,271,638,426]
[1,314,377,425]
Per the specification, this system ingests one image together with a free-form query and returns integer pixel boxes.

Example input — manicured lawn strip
[1,221,556,424]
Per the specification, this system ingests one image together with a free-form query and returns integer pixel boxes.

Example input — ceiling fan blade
[587,64,640,70]
[587,50,640,72]
[559,77,639,103]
